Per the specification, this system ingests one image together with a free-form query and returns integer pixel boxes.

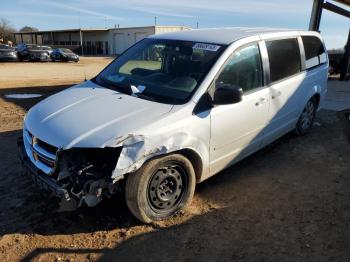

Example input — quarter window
[266,38,301,83]
[216,44,263,93]
[302,36,326,69]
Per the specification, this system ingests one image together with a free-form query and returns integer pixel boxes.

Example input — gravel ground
[0,57,113,89]
[0,59,349,261]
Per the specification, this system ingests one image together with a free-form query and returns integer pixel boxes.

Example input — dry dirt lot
[0,57,113,89]
[0,59,349,262]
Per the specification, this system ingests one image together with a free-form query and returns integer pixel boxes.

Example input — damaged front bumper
[18,139,71,201]
[18,138,122,208]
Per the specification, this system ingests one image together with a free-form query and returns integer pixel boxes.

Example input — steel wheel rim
[300,101,315,130]
[147,162,187,213]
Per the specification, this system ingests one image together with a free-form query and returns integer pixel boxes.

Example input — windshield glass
[95,38,226,104]
[27,45,40,50]
[61,48,73,53]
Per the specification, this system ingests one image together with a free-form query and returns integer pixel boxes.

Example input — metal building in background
[309,0,350,80]
[13,25,189,56]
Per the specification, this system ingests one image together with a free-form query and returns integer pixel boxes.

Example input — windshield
[27,45,40,50]
[61,48,73,53]
[94,38,226,104]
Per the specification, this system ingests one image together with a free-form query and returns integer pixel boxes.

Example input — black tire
[125,154,196,223]
[295,97,317,135]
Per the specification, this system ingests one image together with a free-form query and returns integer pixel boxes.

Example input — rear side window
[266,38,301,83]
[302,36,326,69]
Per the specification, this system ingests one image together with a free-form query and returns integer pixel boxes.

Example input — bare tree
[19,26,39,33]
[0,18,17,44]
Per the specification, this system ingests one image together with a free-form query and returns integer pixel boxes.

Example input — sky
[1,0,349,49]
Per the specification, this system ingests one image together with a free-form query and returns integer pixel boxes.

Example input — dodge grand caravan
[18,28,328,223]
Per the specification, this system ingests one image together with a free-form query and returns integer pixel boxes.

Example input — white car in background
[19,28,328,223]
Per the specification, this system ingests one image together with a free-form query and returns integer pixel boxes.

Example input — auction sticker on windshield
[193,43,221,52]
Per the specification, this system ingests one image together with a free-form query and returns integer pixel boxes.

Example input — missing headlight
[55,147,123,207]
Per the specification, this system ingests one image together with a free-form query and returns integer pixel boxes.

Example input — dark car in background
[17,43,51,62]
[17,43,39,61]
[51,48,79,62]
[0,44,18,61]
[328,48,345,75]
[27,46,51,62]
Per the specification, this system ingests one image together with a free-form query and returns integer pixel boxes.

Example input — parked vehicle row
[0,43,79,62]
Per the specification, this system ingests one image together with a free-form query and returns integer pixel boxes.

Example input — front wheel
[125,154,196,223]
[295,97,317,135]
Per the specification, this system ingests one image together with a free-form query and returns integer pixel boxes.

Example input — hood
[25,81,173,149]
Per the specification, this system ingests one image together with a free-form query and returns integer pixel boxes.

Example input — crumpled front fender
[108,132,207,183]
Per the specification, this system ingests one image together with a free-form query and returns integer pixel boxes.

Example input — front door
[210,43,269,175]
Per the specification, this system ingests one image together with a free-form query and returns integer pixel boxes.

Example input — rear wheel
[295,97,317,135]
[125,154,196,223]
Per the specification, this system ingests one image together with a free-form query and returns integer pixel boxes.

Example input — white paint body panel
[23,28,328,182]
[25,81,173,149]
[210,88,270,175]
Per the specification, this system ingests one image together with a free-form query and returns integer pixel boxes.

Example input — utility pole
[196,22,199,29]
[154,16,157,26]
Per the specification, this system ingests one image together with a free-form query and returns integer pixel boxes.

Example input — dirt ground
[0,57,113,89]
[0,59,349,262]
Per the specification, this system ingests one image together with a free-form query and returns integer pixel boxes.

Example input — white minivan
[19,28,328,223]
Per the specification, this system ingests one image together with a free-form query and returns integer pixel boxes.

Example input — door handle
[272,91,281,99]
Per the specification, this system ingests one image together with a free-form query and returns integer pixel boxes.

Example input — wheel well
[175,149,203,183]
[312,93,320,108]
[124,148,204,183]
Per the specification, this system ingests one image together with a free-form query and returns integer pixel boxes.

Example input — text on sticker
[193,43,221,52]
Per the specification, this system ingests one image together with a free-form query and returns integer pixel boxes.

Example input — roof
[149,27,298,45]
[14,28,108,34]
[14,25,190,35]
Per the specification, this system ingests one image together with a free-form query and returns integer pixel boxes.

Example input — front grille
[23,128,58,175]
[37,139,57,155]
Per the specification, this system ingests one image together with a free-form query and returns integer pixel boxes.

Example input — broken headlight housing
[55,147,123,206]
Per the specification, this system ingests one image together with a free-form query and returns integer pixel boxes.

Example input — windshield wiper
[134,93,155,101]
[98,76,157,102]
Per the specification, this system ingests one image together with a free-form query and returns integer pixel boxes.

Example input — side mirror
[212,84,243,105]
